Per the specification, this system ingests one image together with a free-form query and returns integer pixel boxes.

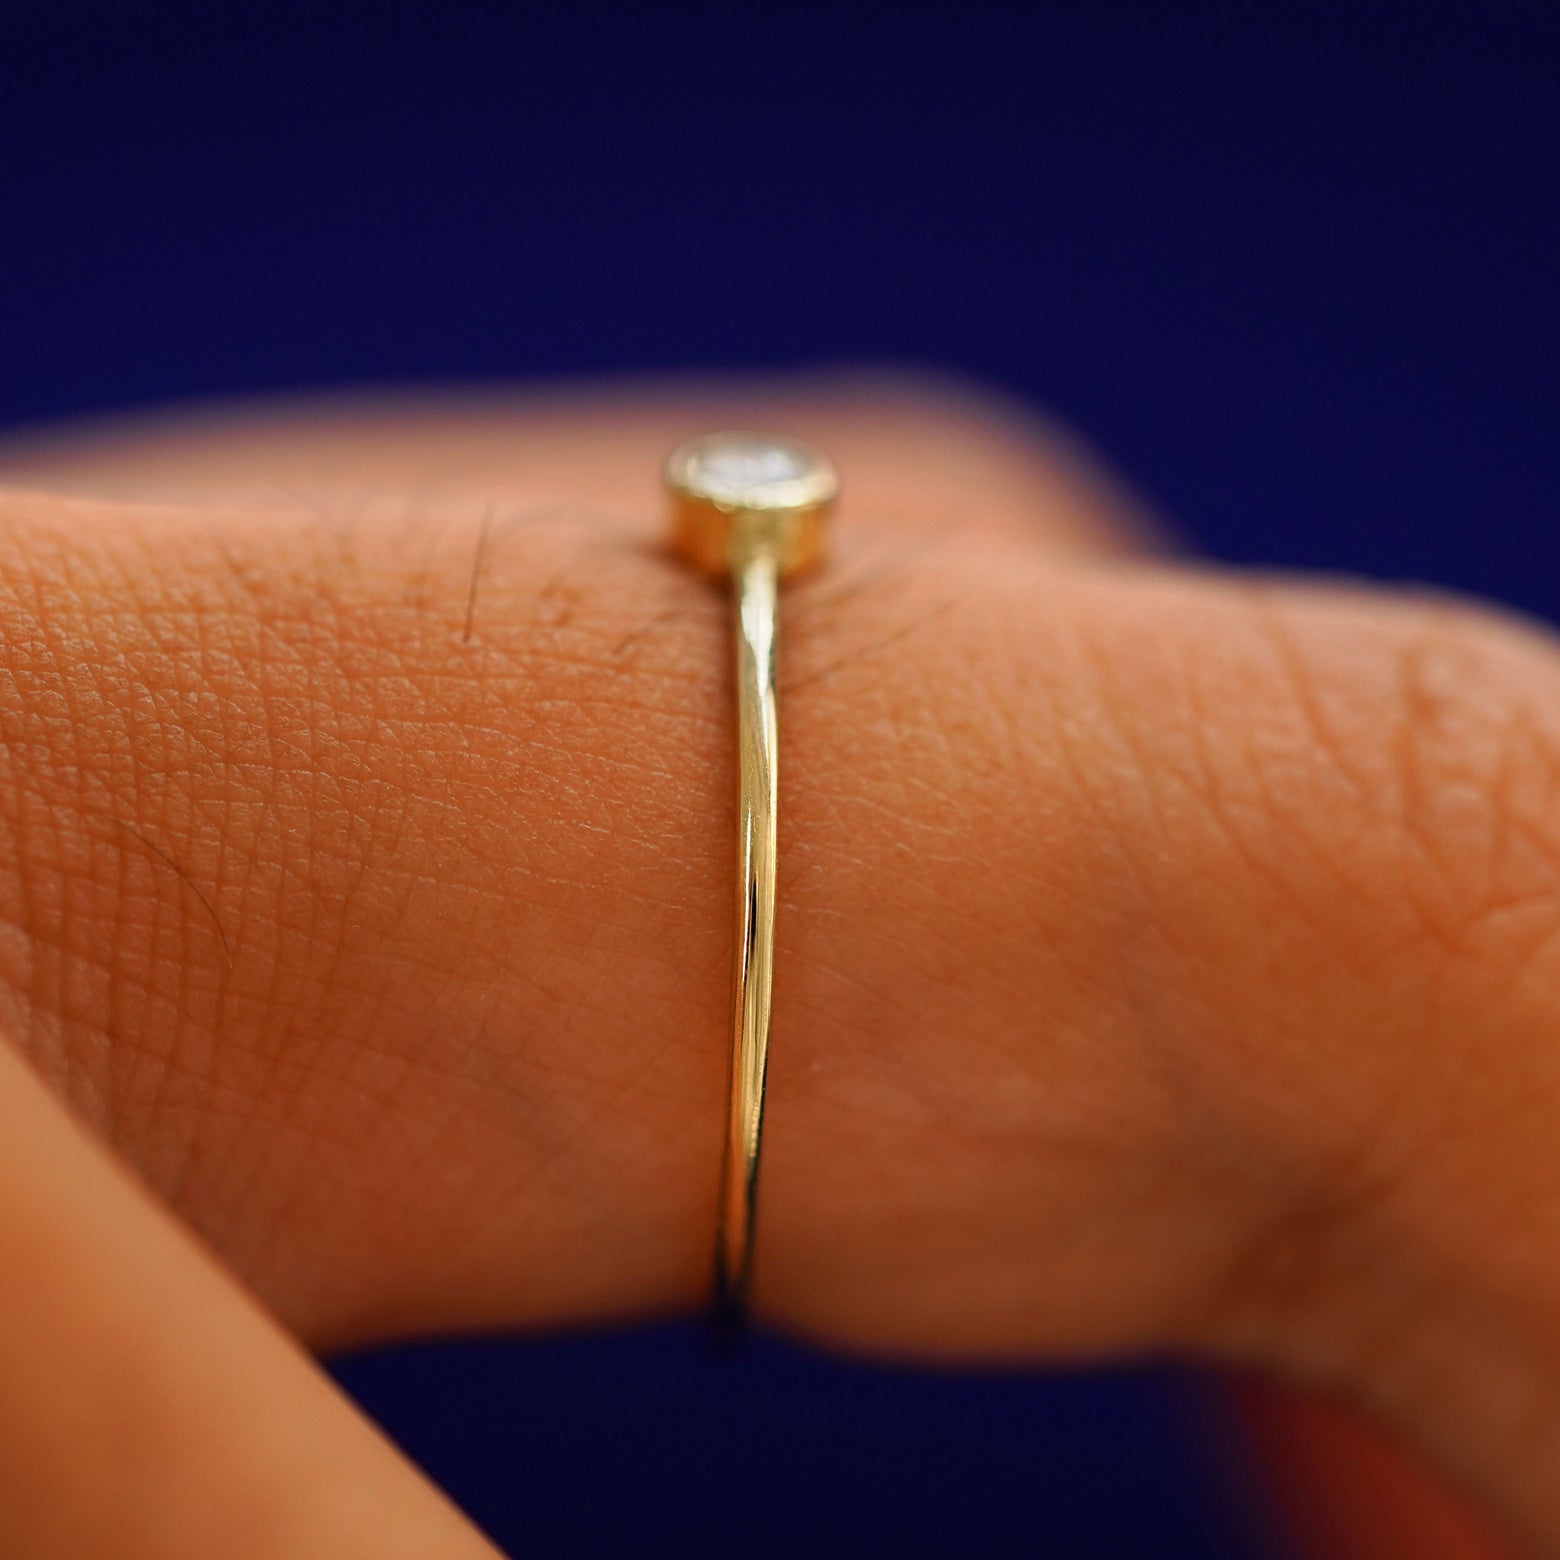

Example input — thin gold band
[716,545,780,1326]
[663,431,837,1335]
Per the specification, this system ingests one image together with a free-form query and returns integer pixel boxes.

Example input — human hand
[0,376,1552,1554]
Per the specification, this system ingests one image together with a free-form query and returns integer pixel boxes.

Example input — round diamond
[671,431,835,511]
[694,437,811,501]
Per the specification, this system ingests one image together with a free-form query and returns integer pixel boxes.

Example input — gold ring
[664,431,838,1335]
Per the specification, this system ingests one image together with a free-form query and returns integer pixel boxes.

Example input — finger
[0,1037,501,1558]
[1234,1381,1513,1559]
[0,392,1559,1541]
[0,369,1167,558]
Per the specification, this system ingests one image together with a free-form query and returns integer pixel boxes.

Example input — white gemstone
[685,434,818,505]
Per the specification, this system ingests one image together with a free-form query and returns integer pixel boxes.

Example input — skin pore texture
[0,375,1556,1554]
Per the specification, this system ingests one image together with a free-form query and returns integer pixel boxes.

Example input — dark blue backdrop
[3,2,1555,1554]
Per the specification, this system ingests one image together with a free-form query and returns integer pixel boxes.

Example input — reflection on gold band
[716,543,779,1325]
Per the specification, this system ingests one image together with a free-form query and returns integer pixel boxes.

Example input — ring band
[665,432,837,1334]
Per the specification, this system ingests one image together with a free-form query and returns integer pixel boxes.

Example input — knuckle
[1391,607,1560,966]
[1231,584,1560,982]
[1172,588,1560,1367]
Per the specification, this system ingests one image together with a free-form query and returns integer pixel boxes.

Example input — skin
[0,372,1553,1554]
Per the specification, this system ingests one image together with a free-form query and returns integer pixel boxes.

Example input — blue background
[3,2,1555,1553]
